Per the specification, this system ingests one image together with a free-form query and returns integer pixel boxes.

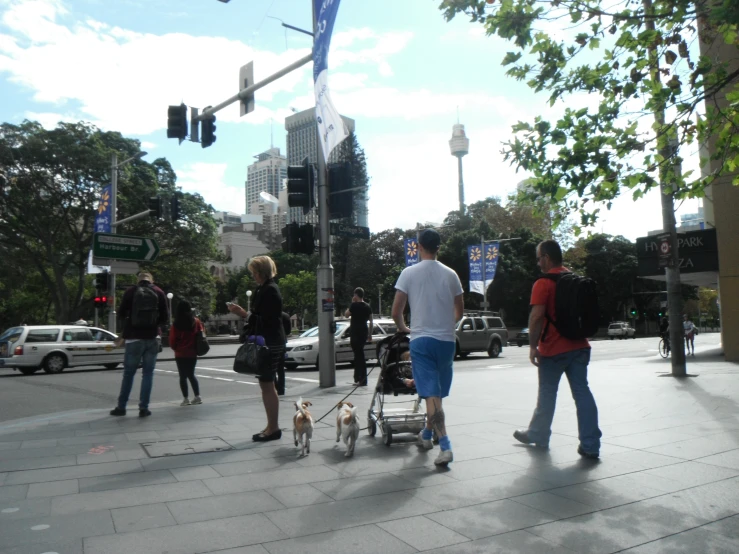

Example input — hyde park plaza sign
[636,228,719,287]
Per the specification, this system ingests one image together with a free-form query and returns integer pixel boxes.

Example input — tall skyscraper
[449,123,470,214]
[245,147,288,215]
[285,108,364,225]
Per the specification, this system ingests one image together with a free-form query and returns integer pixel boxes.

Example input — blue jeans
[117,339,159,410]
[527,348,601,452]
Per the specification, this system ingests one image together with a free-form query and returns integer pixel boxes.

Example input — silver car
[285,318,397,369]
[0,325,124,375]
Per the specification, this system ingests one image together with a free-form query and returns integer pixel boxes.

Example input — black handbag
[233,340,271,375]
[195,330,210,357]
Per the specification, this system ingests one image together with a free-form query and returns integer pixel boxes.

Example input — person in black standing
[228,256,285,442]
[344,287,373,386]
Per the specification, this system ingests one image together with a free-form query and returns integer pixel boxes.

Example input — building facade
[285,108,367,226]
[245,147,287,217]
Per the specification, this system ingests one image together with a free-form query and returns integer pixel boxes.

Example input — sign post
[93,233,160,262]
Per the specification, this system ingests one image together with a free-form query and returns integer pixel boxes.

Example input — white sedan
[284,319,397,369]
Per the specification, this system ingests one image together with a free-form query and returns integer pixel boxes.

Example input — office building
[245,147,287,216]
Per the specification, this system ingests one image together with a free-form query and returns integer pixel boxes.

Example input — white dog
[293,398,313,456]
[336,401,360,457]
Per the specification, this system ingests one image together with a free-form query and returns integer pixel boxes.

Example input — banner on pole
[95,184,112,233]
[404,238,419,267]
[468,242,499,295]
[313,0,348,162]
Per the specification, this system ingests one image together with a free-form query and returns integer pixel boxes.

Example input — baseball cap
[138,271,154,283]
[418,229,441,252]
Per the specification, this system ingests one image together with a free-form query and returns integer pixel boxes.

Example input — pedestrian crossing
[154,364,319,387]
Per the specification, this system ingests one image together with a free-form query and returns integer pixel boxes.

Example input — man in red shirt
[513,240,602,459]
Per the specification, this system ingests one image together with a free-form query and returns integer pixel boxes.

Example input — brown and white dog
[293,398,314,456]
[336,401,360,457]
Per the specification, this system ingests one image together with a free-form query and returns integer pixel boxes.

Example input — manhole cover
[141,436,234,458]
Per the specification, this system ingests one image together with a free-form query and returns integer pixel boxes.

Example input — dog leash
[313,359,380,425]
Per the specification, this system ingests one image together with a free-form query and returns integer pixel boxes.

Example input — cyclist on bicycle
[659,316,670,354]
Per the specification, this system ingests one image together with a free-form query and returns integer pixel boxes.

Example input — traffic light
[281,223,299,253]
[328,161,353,219]
[630,309,637,316]
[201,113,217,148]
[166,104,188,143]
[149,197,163,219]
[298,224,315,255]
[94,295,108,308]
[287,158,315,214]
[95,272,109,290]
[658,311,663,317]
[171,194,181,221]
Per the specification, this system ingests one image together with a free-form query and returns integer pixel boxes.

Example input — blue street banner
[95,184,112,233]
[468,242,500,295]
[313,0,348,162]
[405,238,419,267]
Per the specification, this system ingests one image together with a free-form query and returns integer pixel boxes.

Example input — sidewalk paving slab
[1,347,738,553]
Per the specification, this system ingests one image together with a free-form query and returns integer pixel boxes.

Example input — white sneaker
[417,431,433,450]
[180,398,191,406]
[191,396,202,405]
[434,449,453,466]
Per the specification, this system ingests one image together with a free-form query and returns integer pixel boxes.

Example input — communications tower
[449,123,469,213]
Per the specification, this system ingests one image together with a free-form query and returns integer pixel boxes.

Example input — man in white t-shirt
[392,229,464,466]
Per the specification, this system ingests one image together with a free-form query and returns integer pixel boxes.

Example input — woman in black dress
[228,256,286,441]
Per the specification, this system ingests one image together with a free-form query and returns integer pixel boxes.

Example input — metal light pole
[378,284,382,316]
[246,290,252,313]
[107,151,146,334]
[313,1,336,389]
[166,293,174,327]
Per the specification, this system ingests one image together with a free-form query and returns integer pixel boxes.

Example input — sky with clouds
[0,0,701,241]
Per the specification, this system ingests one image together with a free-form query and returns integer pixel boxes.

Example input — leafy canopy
[439,0,739,229]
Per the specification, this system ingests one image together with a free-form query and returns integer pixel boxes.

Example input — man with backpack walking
[513,240,602,459]
[110,272,169,417]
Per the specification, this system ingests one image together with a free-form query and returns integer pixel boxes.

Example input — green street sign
[329,222,370,240]
[93,233,160,262]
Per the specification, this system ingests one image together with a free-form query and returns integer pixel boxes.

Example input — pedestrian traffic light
[149,197,163,219]
[298,224,315,255]
[201,113,216,148]
[287,158,315,215]
[94,295,108,308]
[281,223,299,253]
[328,161,353,220]
[171,194,181,221]
[166,103,188,143]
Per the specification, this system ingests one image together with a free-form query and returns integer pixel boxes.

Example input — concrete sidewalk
[1,348,738,553]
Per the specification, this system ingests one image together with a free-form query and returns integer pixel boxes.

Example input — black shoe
[253,429,282,442]
[513,429,549,449]
[110,407,126,416]
[138,408,152,418]
[577,445,599,459]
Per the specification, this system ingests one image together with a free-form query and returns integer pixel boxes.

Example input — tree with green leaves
[278,271,317,326]
[439,0,737,373]
[0,120,221,325]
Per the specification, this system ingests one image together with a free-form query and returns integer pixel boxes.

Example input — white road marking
[214,377,234,382]
[196,366,318,383]
[154,369,257,386]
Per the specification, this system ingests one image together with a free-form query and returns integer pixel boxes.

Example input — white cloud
[175,162,242,213]
[0,3,412,135]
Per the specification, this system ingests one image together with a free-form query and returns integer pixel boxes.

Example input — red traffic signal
[94,295,108,308]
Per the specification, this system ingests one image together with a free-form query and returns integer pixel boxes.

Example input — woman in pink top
[169,301,203,406]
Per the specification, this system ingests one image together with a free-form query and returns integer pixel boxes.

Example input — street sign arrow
[93,233,160,262]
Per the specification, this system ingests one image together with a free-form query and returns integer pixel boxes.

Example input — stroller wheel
[367,414,377,437]
[383,425,393,446]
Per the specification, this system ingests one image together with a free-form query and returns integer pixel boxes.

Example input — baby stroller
[367,333,427,445]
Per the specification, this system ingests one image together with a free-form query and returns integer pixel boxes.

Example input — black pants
[175,357,200,397]
[352,337,367,385]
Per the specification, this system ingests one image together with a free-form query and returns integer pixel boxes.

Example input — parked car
[0,325,124,375]
[284,318,397,369]
[515,328,530,347]
[607,322,636,339]
[455,313,508,358]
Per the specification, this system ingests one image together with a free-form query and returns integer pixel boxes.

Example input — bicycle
[659,337,671,358]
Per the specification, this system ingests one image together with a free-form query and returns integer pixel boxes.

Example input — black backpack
[539,272,599,340]
[130,285,160,328]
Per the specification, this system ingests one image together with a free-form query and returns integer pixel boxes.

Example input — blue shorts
[409,337,455,399]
